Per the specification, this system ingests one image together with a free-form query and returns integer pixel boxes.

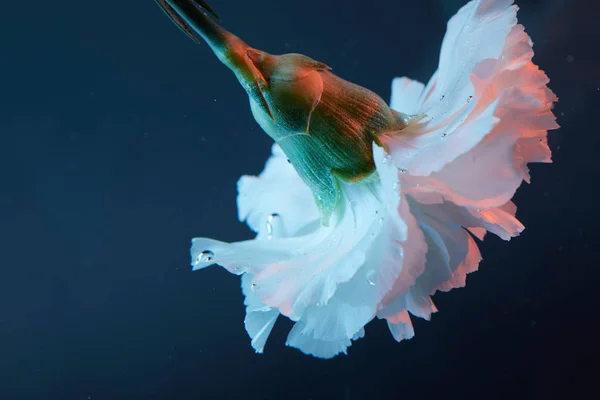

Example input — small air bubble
[287,158,291,163]
[441,132,448,138]
[392,181,399,190]
[366,270,376,286]
[399,168,407,173]
[467,95,473,103]
[440,95,445,101]
[251,283,258,292]
[378,217,384,225]
[266,213,281,239]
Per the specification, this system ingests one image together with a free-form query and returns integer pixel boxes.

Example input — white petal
[286,320,353,359]
[241,274,279,353]
[390,77,425,114]
[383,0,556,183]
[433,0,517,119]
[194,181,382,321]
[237,144,319,238]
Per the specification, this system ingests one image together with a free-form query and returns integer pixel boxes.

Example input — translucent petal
[241,274,279,353]
[237,144,319,238]
[390,77,425,114]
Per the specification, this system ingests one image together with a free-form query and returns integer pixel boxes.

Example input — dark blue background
[1,0,598,399]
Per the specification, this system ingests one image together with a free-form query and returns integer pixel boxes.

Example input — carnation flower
[156,0,558,358]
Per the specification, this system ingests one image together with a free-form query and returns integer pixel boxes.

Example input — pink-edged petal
[390,77,425,114]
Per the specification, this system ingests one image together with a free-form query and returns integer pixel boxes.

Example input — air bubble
[266,213,282,240]
[195,250,214,266]
[366,270,376,286]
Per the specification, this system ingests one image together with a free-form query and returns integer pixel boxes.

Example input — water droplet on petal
[366,270,376,286]
[251,283,258,292]
[195,250,215,265]
[266,213,281,240]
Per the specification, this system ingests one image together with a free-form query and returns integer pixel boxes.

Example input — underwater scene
[1,0,598,399]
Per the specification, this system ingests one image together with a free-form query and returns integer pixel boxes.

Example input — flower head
[158,0,558,358]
